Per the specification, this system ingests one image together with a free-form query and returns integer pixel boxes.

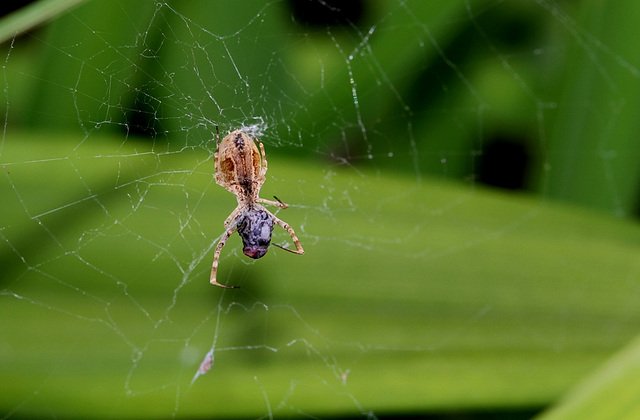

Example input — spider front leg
[210,226,240,288]
[270,213,305,255]
[257,195,289,209]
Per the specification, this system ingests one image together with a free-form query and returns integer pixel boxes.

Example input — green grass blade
[3,132,640,417]
[536,335,640,420]
[0,0,89,44]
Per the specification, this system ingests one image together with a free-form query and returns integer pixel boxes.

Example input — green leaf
[536,334,640,420]
[0,0,89,44]
[3,132,640,417]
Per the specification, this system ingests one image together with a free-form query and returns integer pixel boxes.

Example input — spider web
[2,0,640,418]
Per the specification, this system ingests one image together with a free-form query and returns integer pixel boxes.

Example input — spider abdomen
[236,207,274,259]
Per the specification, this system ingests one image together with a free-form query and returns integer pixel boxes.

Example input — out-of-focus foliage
[4,1,640,214]
[537,335,640,420]
[2,133,640,418]
[3,1,640,419]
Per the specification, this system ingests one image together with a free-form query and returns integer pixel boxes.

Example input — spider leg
[257,196,288,209]
[223,204,243,229]
[256,137,268,178]
[269,211,305,255]
[210,226,240,288]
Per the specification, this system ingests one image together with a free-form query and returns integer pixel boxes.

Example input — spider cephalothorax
[210,129,304,288]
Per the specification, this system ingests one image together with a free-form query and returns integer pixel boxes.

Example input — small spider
[210,129,304,288]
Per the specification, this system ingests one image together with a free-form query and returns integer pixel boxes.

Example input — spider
[210,129,304,288]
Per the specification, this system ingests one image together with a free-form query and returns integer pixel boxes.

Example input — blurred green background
[2,0,640,419]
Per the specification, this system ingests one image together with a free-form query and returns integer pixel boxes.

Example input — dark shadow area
[478,133,531,190]
[180,406,544,420]
[370,407,542,420]
[286,0,367,28]
[312,406,543,420]
[0,1,35,18]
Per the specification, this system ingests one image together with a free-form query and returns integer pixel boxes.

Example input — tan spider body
[210,130,304,288]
